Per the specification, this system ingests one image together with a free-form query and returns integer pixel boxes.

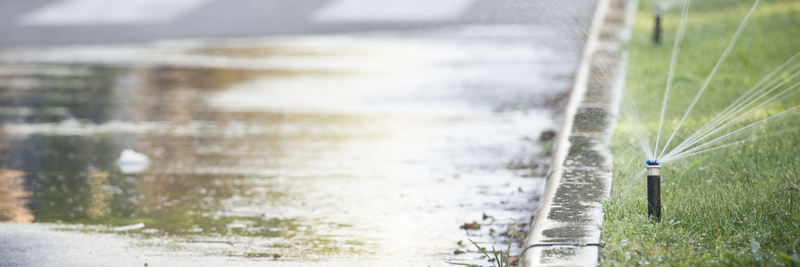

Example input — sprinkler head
[645,161,662,221]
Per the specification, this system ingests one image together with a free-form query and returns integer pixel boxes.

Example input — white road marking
[312,0,476,22]
[17,0,212,26]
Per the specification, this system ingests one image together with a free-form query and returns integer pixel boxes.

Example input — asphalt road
[0,1,597,266]
[0,0,594,45]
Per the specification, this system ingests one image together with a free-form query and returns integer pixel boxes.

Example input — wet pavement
[0,3,595,267]
[0,0,593,45]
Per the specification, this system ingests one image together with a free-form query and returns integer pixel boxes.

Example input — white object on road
[116,149,150,174]
[312,0,476,22]
[17,0,213,26]
[112,223,144,231]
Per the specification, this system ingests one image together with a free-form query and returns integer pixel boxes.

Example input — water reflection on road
[0,30,577,265]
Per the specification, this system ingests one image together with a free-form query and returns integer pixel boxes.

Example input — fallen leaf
[460,221,481,230]
[539,130,556,142]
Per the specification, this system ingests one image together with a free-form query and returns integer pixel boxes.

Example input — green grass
[448,221,517,267]
[602,0,800,265]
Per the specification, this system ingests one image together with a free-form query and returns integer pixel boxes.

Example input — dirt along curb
[518,0,637,266]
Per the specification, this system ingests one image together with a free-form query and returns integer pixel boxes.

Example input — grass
[449,220,517,267]
[602,0,800,265]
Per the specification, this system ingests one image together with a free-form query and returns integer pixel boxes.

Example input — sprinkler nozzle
[646,159,659,166]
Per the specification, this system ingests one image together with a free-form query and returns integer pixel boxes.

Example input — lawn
[601,0,800,265]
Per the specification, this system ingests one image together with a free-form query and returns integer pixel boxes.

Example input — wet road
[0,0,592,45]
[0,1,594,266]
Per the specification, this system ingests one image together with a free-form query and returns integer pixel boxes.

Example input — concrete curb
[519,0,638,266]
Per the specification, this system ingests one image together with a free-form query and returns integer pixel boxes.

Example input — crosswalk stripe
[17,0,213,26]
[312,0,476,23]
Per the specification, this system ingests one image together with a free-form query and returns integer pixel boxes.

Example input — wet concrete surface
[519,0,635,265]
[0,25,593,266]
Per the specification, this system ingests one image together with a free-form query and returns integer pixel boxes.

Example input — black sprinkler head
[646,160,659,166]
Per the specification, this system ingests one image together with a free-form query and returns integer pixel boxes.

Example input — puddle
[0,31,579,265]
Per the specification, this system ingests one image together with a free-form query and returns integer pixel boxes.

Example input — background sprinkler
[653,5,662,44]
[646,160,662,221]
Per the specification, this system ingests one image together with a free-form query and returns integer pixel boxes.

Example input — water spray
[645,160,662,221]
